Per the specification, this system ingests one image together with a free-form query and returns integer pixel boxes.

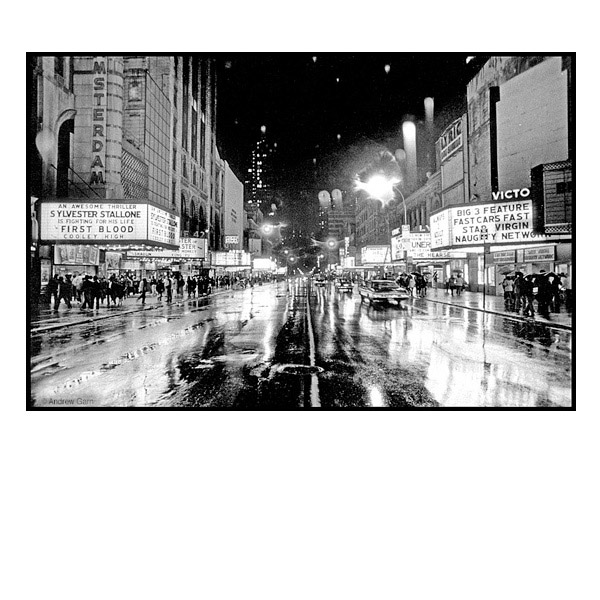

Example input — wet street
[30,280,572,408]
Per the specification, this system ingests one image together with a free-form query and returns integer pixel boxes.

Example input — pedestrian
[561,273,572,313]
[513,272,524,313]
[408,275,416,297]
[166,275,173,303]
[546,271,561,312]
[47,274,60,309]
[501,275,514,311]
[536,270,551,319]
[448,275,456,296]
[187,276,196,298]
[91,276,101,309]
[57,274,73,309]
[73,273,84,303]
[137,278,148,304]
[177,275,185,297]
[81,275,93,309]
[99,277,109,305]
[521,275,536,318]
[156,277,164,301]
[455,274,464,296]
[150,277,157,296]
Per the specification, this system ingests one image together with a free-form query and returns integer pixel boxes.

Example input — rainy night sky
[216,53,484,199]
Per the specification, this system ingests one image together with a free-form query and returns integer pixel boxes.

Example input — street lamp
[358,175,407,225]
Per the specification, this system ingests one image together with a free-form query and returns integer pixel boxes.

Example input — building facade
[30,55,220,294]
[429,55,573,293]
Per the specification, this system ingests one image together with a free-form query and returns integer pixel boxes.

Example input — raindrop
[312,56,317,63]
[384,64,391,74]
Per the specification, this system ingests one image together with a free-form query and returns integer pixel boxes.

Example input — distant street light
[261,223,274,235]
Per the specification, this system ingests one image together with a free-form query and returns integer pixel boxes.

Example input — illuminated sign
[224,235,239,245]
[439,118,462,162]
[180,238,206,258]
[40,201,180,248]
[492,250,516,264]
[430,199,548,248]
[212,251,251,266]
[523,246,555,262]
[91,57,107,185]
[148,205,179,246]
[127,238,205,260]
[361,245,391,264]
[253,258,275,270]
[392,231,451,261]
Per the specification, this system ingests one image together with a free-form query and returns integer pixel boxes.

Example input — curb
[417,296,572,332]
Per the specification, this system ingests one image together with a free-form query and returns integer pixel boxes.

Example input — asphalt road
[30,280,572,408]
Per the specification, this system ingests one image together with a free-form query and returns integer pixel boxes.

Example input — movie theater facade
[30,55,217,291]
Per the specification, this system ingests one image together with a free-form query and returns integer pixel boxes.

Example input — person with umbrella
[513,271,525,313]
[501,273,514,311]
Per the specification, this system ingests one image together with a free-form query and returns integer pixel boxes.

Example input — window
[128,79,141,101]
[200,118,206,167]
[54,56,64,78]
[68,58,74,92]
[191,107,198,159]
[172,147,177,171]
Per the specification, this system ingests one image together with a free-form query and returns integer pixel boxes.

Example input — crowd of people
[43,271,278,311]
[395,272,430,297]
[500,270,572,318]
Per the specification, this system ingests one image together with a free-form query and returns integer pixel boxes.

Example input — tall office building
[245,131,278,212]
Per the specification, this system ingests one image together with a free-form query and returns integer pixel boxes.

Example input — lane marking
[305,282,320,407]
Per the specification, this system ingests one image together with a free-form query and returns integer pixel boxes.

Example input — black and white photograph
[9,4,594,598]
[27,53,574,408]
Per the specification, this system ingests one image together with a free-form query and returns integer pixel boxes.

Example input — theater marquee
[430,199,549,249]
[39,200,180,249]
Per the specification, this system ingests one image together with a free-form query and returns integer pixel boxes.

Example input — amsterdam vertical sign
[91,57,107,186]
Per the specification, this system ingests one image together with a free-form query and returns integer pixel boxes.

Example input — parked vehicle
[358,279,410,306]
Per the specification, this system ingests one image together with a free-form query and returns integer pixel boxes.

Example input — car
[335,279,353,293]
[313,277,327,287]
[358,279,410,306]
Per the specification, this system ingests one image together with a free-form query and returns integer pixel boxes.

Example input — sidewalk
[417,287,572,331]
[30,288,236,334]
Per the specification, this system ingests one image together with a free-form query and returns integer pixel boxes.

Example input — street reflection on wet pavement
[30,280,571,408]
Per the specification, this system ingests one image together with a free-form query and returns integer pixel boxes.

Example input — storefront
[390,226,466,287]
[491,244,571,291]
[429,196,564,295]
[211,250,252,279]
[38,198,180,291]
[52,244,101,279]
